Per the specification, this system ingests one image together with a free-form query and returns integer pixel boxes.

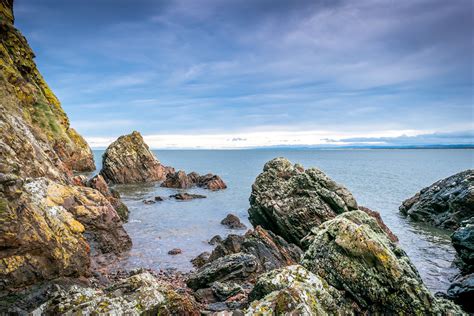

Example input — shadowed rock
[248,157,358,248]
[221,214,247,229]
[169,193,206,200]
[160,170,194,189]
[161,171,227,191]
[400,170,474,230]
[87,174,129,221]
[100,131,174,184]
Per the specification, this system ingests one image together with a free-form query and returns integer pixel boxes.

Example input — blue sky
[15,0,473,148]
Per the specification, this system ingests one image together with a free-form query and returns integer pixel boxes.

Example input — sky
[15,0,474,149]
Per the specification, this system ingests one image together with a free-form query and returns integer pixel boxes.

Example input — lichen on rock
[100,131,174,184]
[248,157,358,247]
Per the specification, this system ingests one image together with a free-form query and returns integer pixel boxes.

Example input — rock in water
[246,265,355,315]
[169,193,206,200]
[161,171,227,190]
[399,169,474,230]
[100,131,174,184]
[301,210,462,314]
[448,218,474,312]
[221,213,247,229]
[248,157,358,247]
[160,170,194,188]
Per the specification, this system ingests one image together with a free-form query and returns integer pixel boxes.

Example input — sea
[92,149,473,293]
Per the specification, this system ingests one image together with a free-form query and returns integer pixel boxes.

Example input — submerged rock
[168,248,183,255]
[169,193,206,200]
[33,271,200,315]
[248,157,358,247]
[400,169,474,230]
[247,265,354,315]
[221,214,247,229]
[301,210,462,314]
[100,131,174,184]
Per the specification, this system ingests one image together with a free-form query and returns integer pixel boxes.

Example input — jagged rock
[447,273,474,313]
[33,271,200,315]
[160,170,194,189]
[211,282,243,301]
[221,214,247,229]
[452,218,474,273]
[209,235,223,245]
[199,226,303,286]
[248,157,358,247]
[400,170,474,230]
[169,193,206,200]
[301,210,462,314]
[71,175,87,186]
[100,131,174,184]
[161,171,227,191]
[87,174,129,221]
[186,253,259,291]
[196,174,227,190]
[358,206,398,242]
[0,176,90,288]
[246,265,355,315]
[191,252,211,268]
[143,199,156,205]
[208,235,245,262]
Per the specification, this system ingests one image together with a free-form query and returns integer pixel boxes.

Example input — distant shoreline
[90,145,474,151]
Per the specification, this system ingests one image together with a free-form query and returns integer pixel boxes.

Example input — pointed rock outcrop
[248,157,358,247]
[100,131,174,184]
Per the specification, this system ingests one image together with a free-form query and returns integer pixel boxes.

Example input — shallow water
[93,149,473,293]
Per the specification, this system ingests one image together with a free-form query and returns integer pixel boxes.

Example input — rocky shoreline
[0,1,472,314]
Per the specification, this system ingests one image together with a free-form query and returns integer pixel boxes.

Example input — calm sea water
[92,149,473,293]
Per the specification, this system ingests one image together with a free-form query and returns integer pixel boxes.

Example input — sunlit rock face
[0,0,130,289]
[100,131,174,184]
[0,0,94,175]
[248,157,358,248]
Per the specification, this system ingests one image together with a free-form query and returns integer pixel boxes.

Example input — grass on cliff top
[31,102,64,139]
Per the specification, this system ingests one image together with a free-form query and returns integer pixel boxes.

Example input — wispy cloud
[15,0,473,146]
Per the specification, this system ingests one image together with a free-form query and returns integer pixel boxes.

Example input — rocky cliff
[0,0,130,291]
[0,0,94,177]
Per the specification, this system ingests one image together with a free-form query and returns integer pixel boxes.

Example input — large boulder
[26,271,200,315]
[100,131,174,184]
[248,157,358,247]
[246,265,355,315]
[400,170,474,230]
[160,170,193,189]
[301,210,462,314]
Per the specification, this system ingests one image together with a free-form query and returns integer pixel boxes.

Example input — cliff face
[0,1,130,290]
[0,0,94,178]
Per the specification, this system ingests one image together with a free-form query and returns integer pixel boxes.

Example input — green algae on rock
[100,131,174,184]
[248,157,358,248]
[301,210,464,314]
[247,265,355,315]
